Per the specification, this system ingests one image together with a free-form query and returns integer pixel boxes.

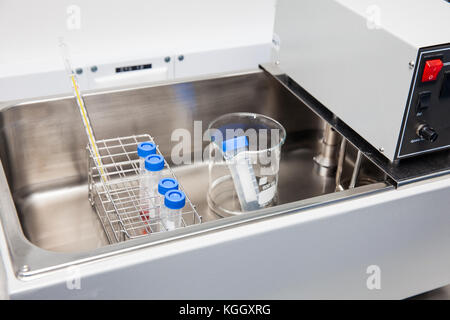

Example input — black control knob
[417,124,438,142]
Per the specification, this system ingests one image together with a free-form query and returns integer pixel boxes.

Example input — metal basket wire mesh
[87,134,201,244]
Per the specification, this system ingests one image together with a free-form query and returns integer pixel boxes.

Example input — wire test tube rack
[87,134,202,244]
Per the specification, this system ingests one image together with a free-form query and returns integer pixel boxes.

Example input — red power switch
[422,59,443,82]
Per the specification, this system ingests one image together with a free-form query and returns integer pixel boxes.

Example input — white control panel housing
[274,0,450,161]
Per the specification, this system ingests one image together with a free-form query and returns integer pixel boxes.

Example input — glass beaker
[207,113,286,217]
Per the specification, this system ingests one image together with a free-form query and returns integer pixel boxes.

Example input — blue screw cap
[145,154,165,172]
[158,178,179,195]
[164,190,186,210]
[222,136,248,153]
[137,142,156,158]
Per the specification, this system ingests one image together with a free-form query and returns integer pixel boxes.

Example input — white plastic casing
[274,0,450,161]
